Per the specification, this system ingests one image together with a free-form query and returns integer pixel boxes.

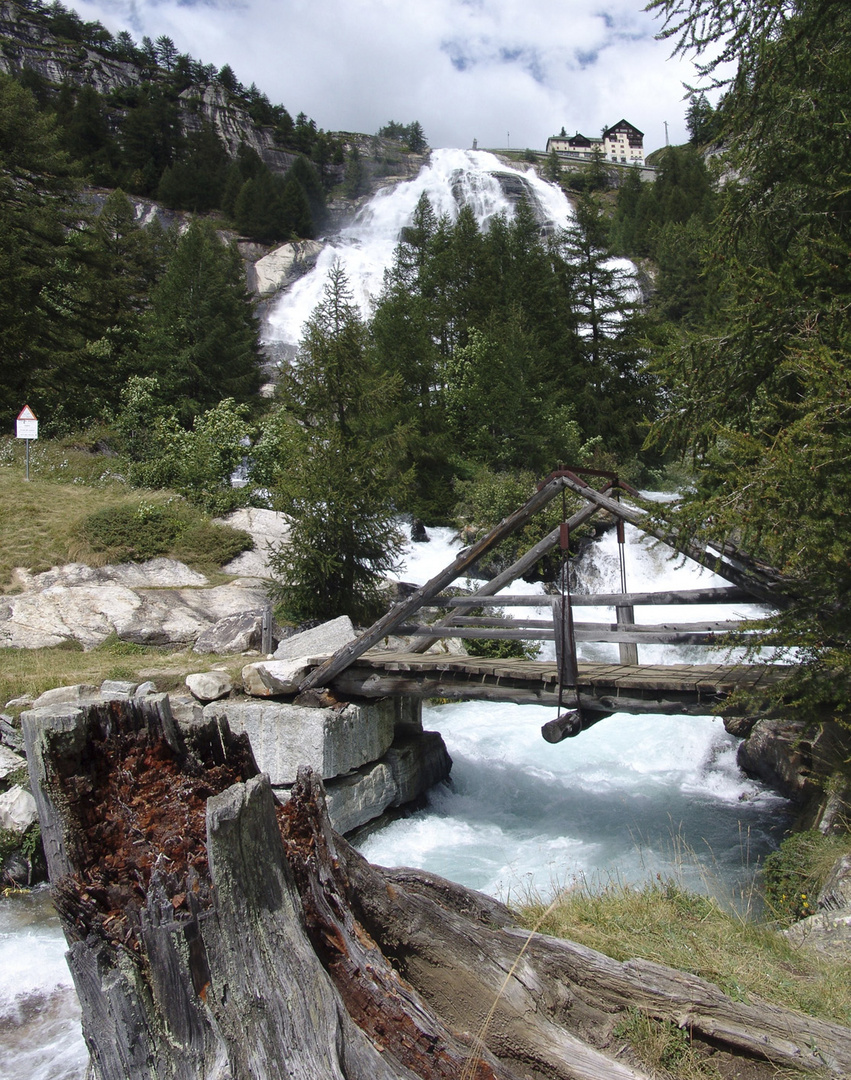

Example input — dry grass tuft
[515,875,851,1029]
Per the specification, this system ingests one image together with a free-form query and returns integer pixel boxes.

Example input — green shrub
[78,502,183,561]
[172,521,253,566]
[76,502,253,567]
[762,830,851,924]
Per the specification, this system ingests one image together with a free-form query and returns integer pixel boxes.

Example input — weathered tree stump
[21,696,851,1080]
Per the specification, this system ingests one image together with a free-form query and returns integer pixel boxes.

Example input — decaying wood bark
[21,697,851,1080]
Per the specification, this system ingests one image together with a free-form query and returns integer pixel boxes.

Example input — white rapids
[357,520,791,905]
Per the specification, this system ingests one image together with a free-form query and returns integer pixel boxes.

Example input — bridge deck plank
[335,652,791,711]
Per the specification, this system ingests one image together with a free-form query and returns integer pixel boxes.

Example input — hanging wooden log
[541,710,609,742]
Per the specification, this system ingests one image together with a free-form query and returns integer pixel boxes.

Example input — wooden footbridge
[298,469,792,740]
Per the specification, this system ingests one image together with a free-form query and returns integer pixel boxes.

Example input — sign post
[16,405,38,481]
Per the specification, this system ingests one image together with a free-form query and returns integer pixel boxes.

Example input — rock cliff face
[0,0,293,176]
[0,0,138,94]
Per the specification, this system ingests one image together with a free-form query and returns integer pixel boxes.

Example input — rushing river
[357,522,792,905]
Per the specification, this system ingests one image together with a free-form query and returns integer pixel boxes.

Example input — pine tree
[0,73,90,425]
[260,262,404,622]
[139,219,261,421]
[648,0,851,707]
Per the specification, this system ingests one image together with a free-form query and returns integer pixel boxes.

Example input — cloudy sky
[64,0,708,154]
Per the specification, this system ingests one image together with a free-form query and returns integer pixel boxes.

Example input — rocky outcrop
[0,0,139,95]
[784,855,851,961]
[731,716,851,828]
[0,2,293,178]
[249,239,325,298]
[215,506,291,578]
[0,560,269,649]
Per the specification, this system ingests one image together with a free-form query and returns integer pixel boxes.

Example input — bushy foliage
[762,830,851,925]
[646,0,851,711]
[76,500,252,565]
[122,395,253,514]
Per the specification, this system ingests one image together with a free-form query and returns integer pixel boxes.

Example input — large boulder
[194,610,265,654]
[0,744,26,782]
[0,785,38,832]
[214,507,291,579]
[251,240,324,298]
[202,698,396,785]
[0,562,268,650]
[736,719,819,803]
[186,671,233,703]
[273,615,357,661]
[242,658,313,697]
[322,762,398,835]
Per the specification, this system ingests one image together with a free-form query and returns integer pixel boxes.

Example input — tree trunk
[21,697,851,1080]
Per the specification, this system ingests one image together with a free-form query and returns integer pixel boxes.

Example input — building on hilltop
[546,120,644,166]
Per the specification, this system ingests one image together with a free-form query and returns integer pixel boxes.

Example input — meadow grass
[0,636,250,709]
[0,434,256,706]
[0,436,250,588]
[515,873,851,1030]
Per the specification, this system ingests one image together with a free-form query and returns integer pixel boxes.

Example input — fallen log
[21,697,851,1080]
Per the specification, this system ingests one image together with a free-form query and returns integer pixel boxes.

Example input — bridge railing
[392,586,765,660]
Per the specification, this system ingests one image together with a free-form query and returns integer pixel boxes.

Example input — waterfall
[258,157,791,904]
[263,148,574,361]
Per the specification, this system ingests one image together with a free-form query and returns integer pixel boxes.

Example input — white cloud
[65,0,707,152]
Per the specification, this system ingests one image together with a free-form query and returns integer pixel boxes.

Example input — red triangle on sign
[17,405,36,421]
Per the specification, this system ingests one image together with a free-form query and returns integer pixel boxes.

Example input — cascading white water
[264,148,574,357]
[357,520,791,905]
[0,888,87,1080]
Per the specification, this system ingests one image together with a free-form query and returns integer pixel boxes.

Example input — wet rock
[386,731,452,807]
[411,518,429,542]
[251,240,324,297]
[736,719,818,803]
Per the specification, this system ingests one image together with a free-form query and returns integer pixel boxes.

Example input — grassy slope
[0,439,253,704]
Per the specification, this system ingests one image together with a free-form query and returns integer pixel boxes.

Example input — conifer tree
[0,74,89,425]
[260,262,404,622]
[648,0,851,706]
[138,219,261,421]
